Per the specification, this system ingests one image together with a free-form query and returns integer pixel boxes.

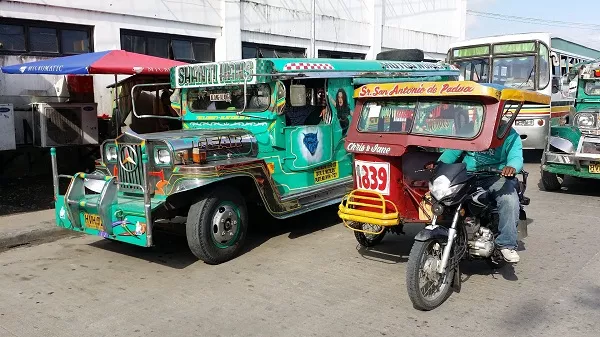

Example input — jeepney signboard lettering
[358,82,476,98]
[380,61,446,70]
[174,60,257,88]
[347,142,391,155]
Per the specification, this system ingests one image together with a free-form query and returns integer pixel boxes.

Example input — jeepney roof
[170,58,458,89]
[353,81,551,105]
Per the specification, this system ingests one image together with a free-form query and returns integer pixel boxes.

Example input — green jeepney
[51,56,459,264]
[541,60,600,190]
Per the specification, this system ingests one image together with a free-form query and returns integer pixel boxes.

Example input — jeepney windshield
[187,84,271,112]
[492,56,536,90]
[584,80,600,96]
[357,100,484,139]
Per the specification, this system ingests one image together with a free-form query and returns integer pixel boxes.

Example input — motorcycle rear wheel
[406,239,455,311]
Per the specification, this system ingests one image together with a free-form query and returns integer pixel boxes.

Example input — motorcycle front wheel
[406,239,455,311]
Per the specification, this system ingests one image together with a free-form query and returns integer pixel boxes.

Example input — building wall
[1,0,466,118]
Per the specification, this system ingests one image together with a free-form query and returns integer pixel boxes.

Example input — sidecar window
[357,101,416,133]
[412,101,484,139]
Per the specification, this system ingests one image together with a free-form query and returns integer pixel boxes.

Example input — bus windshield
[492,56,536,90]
[187,84,271,112]
[455,59,489,82]
[357,99,484,139]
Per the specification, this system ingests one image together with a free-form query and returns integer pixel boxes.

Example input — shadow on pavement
[87,204,342,269]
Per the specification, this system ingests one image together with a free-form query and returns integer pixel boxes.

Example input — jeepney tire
[186,186,248,265]
[541,170,562,192]
[354,225,386,247]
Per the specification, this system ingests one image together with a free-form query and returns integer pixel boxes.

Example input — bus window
[538,44,550,89]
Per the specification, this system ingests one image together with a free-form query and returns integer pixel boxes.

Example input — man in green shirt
[434,126,523,263]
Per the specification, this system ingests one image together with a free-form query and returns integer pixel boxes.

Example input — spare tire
[376,49,424,62]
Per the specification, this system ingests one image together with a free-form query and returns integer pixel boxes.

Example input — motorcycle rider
[428,124,523,263]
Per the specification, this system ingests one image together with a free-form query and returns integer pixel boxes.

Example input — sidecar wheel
[406,239,455,311]
[353,223,386,247]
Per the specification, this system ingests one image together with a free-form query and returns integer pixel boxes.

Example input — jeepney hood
[115,129,258,158]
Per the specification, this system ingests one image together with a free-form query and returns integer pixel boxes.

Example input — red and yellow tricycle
[338,81,550,310]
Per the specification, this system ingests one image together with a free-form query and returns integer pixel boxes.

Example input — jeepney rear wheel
[186,186,248,265]
[541,170,562,192]
[354,223,386,247]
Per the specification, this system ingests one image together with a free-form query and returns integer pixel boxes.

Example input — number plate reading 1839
[589,163,600,174]
[84,213,103,230]
[354,160,390,195]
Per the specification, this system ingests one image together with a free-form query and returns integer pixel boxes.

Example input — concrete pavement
[0,209,77,253]
[0,163,599,337]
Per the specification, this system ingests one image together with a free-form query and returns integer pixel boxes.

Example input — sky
[466,0,600,50]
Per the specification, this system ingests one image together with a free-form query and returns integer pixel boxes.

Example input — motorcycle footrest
[521,197,530,206]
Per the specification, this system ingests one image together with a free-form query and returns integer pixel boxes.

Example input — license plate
[515,119,534,126]
[84,213,103,230]
[589,163,600,173]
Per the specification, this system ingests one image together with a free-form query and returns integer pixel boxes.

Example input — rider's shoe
[500,248,520,263]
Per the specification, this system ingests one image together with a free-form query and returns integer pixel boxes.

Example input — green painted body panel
[550,125,581,147]
[544,163,600,179]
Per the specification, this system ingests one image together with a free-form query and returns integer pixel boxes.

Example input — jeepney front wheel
[541,170,562,192]
[186,186,248,265]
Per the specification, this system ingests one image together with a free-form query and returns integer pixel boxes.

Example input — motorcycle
[405,162,529,311]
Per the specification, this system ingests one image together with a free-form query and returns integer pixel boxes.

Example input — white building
[0,0,466,127]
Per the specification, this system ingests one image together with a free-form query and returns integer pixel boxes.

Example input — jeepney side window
[538,43,550,90]
[187,84,271,112]
[413,101,484,139]
[357,101,416,132]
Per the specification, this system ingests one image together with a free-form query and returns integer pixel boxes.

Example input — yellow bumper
[338,190,400,235]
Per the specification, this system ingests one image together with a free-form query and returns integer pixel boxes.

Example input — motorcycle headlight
[429,175,463,201]
[575,112,596,128]
[154,148,171,165]
[105,145,117,162]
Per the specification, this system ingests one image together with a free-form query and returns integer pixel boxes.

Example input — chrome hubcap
[211,204,239,245]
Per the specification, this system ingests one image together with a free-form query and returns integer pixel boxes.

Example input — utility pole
[311,0,316,58]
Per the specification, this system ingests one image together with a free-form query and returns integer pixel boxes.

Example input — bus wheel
[186,186,248,265]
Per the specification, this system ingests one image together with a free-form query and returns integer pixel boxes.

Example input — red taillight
[594,69,600,77]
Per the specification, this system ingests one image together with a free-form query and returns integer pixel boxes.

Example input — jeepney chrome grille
[117,143,145,194]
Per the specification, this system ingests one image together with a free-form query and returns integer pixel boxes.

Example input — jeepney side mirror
[290,85,307,107]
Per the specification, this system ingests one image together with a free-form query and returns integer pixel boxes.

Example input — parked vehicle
[50,56,459,264]
[447,33,584,150]
[541,60,600,190]
[337,80,550,310]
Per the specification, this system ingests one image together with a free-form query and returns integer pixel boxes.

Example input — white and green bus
[448,33,600,150]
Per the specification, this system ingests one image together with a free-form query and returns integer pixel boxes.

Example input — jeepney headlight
[154,148,171,165]
[105,145,117,162]
[575,112,596,128]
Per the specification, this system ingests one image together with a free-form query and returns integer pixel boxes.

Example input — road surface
[0,163,599,337]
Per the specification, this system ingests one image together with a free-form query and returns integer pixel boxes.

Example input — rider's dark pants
[475,176,519,250]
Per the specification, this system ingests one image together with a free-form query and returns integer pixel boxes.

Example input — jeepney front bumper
[543,135,600,178]
[51,148,155,247]
[338,190,400,235]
